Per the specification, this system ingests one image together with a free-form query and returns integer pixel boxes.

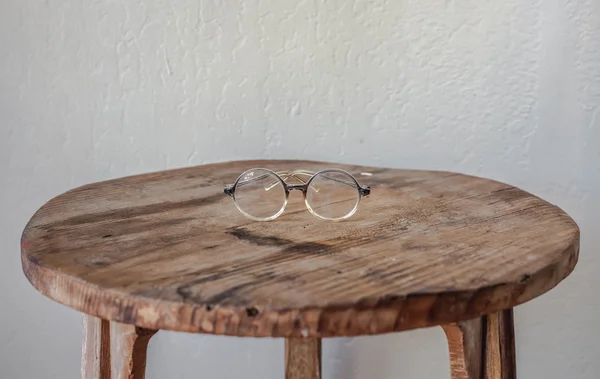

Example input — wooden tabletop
[21,160,579,337]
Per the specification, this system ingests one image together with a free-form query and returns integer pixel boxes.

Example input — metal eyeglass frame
[223,168,371,221]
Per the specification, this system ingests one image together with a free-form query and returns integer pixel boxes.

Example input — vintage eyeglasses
[224,168,371,221]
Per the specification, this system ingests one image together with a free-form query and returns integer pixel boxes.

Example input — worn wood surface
[81,315,156,379]
[21,159,579,337]
[82,316,111,379]
[285,339,322,379]
[442,309,516,379]
[484,310,516,379]
[442,319,483,379]
[110,322,156,379]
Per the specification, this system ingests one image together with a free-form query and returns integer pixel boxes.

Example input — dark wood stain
[281,242,333,255]
[487,187,533,205]
[246,307,259,317]
[50,194,223,228]
[120,304,137,324]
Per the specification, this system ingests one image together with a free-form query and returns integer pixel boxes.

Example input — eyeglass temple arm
[264,171,315,191]
[223,172,310,195]
[225,170,370,196]
[321,175,370,196]
[272,170,370,196]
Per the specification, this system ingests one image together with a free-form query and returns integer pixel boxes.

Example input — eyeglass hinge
[224,185,234,197]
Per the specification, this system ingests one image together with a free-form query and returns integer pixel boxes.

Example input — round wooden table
[21,160,580,379]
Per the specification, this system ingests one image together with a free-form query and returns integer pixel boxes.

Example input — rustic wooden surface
[484,310,516,379]
[110,322,156,379]
[81,315,156,379]
[442,309,516,379]
[442,318,483,379]
[81,316,111,379]
[21,159,579,337]
[285,339,321,379]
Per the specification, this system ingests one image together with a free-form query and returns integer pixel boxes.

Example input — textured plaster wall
[1,0,600,378]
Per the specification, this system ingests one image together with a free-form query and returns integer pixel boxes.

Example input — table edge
[21,228,579,337]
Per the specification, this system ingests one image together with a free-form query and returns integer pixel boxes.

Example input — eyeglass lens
[306,171,360,220]
[233,169,361,220]
[234,169,286,220]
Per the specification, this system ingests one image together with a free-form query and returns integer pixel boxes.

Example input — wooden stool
[21,160,580,379]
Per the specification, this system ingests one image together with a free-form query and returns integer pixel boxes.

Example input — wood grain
[82,316,111,379]
[484,310,516,379]
[81,316,156,379]
[442,309,516,379]
[442,319,483,379]
[21,159,580,337]
[285,339,322,379]
[110,322,156,379]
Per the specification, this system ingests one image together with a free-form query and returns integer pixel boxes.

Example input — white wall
[1,0,599,377]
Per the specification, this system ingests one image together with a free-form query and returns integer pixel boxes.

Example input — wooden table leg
[82,315,111,379]
[484,309,516,379]
[441,309,516,379]
[442,313,483,379]
[285,338,322,379]
[81,315,157,379]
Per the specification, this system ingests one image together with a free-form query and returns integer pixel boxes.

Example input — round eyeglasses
[223,168,371,221]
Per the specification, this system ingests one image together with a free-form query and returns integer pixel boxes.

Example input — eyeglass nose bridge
[286,184,307,192]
